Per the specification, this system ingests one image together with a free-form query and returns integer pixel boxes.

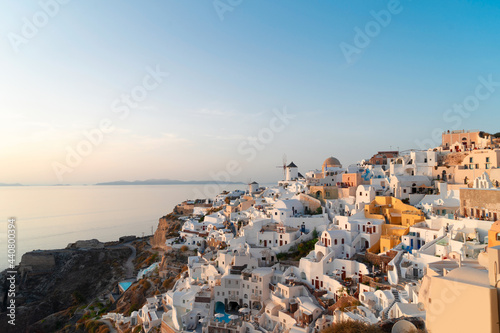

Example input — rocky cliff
[151,214,182,249]
[0,242,131,333]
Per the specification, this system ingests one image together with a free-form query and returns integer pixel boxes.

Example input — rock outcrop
[151,215,182,249]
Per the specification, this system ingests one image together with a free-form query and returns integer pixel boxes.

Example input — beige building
[433,149,500,186]
[442,130,493,151]
[420,246,500,333]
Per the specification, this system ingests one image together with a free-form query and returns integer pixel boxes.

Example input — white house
[270,199,304,222]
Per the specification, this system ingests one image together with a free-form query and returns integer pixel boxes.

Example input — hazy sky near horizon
[1,0,500,185]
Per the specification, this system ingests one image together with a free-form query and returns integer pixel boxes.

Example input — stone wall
[19,253,56,274]
[67,239,104,249]
[460,188,500,220]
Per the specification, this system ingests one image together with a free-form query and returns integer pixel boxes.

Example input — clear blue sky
[1,0,500,184]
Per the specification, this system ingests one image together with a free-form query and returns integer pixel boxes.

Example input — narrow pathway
[123,243,136,279]
[98,319,118,333]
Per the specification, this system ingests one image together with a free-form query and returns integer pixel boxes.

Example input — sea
[0,184,245,271]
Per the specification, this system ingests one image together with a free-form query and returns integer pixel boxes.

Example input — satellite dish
[391,320,417,333]
[417,302,425,311]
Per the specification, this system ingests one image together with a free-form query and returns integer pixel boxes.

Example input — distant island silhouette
[95,179,244,185]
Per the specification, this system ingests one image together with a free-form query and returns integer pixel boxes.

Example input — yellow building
[365,196,425,225]
[365,196,425,253]
[488,220,500,247]
[309,185,338,201]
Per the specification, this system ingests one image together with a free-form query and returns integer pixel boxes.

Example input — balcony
[250,294,261,301]
[228,294,239,301]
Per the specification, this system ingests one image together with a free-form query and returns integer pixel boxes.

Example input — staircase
[381,289,400,320]
[400,289,409,303]
[352,233,362,249]
[392,288,401,302]
[395,255,403,282]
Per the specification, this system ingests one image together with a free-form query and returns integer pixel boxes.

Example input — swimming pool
[214,302,230,323]
[118,281,132,292]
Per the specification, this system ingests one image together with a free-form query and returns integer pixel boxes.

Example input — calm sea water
[0,184,244,270]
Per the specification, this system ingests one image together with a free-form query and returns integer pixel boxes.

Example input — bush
[180,245,189,252]
[312,228,318,239]
[322,321,384,333]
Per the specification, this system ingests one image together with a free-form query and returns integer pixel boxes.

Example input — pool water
[119,281,133,292]
[215,302,230,323]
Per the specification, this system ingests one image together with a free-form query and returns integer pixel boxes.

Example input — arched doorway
[228,301,239,311]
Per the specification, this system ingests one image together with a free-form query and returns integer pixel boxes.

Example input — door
[264,240,267,247]
[280,240,283,246]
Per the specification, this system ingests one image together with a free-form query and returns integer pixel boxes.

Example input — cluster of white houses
[107,130,500,333]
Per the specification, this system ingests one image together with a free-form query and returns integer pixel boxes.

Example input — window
[341,238,344,244]
[334,239,337,245]
[470,157,473,163]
